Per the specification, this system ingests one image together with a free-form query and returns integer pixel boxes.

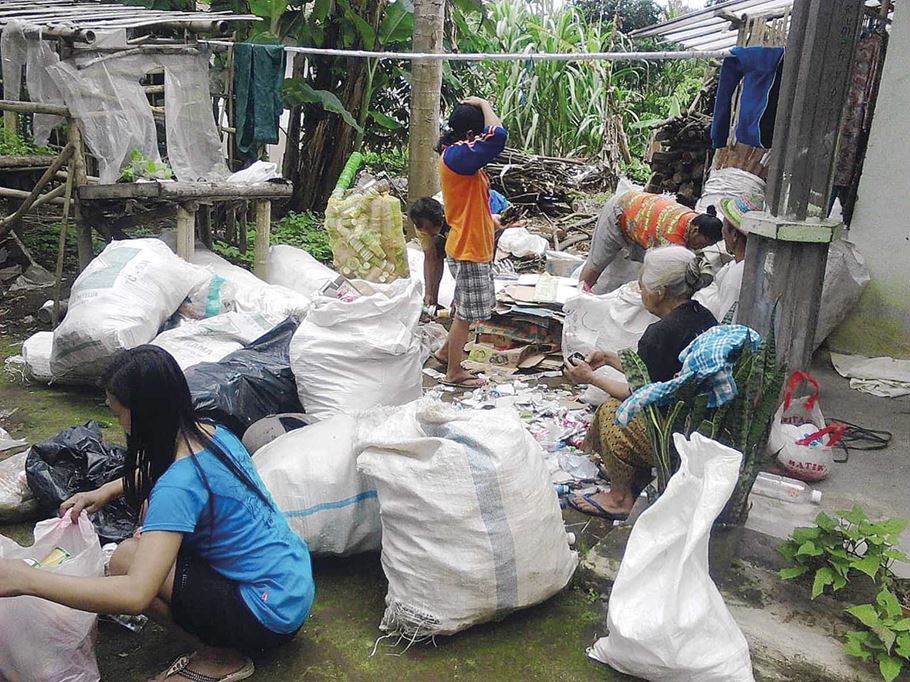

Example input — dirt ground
[0,326,641,682]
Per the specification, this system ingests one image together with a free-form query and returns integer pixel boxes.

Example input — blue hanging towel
[234,43,287,159]
[711,46,785,149]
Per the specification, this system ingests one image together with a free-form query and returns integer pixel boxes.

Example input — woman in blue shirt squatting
[0,346,314,682]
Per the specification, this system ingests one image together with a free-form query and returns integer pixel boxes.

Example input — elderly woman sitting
[564,245,718,519]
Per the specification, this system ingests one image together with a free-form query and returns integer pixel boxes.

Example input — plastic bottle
[752,472,823,504]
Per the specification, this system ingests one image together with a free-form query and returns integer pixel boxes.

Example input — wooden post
[238,201,249,255]
[70,124,95,271]
[0,143,74,236]
[175,202,197,262]
[407,0,446,213]
[198,204,213,248]
[737,0,864,371]
[253,199,270,280]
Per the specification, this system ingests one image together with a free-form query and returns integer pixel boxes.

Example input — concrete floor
[746,352,910,576]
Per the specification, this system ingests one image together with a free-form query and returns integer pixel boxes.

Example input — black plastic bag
[26,421,135,544]
[185,318,304,438]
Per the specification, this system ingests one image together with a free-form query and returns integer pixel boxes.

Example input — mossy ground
[0,330,637,681]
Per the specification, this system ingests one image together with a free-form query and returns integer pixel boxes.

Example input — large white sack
[151,311,285,371]
[22,331,54,383]
[267,244,338,298]
[158,232,312,319]
[817,239,869,349]
[0,514,105,682]
[696,167,766,214]
[254,415,381,557]
[562,281,657,358]
[0,449,37,522]
[407,243,455,309]
[589,432,753,681]
[51,238,208,383]
[694,259,745,321]
[355,400,579,637]
[290,278,424,419]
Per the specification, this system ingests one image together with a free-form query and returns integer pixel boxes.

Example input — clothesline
[198,39,730,62]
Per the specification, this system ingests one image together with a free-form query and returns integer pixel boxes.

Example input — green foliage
[622,316,785,521]
[17,223,105,272]
[779,506,909,599]
[362,148,408,176]
[282,80,362,132]
[571,0,660,31]
[119,149,173,182]
[212,212,332,268]
[845,589,910,682]
[0,124,54,157]
[451,0,708,161]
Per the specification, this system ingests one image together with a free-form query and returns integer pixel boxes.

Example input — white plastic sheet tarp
[254,415,381,557]
[354,400,578,637]
[0,515,105,682]
[589,432,753,681]
[290,279,425,420]
[50,239,208,383]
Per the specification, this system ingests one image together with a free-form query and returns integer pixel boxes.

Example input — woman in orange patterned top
[579,190,723,293]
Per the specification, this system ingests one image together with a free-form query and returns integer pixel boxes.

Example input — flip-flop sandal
[439,375,486,389]
[565,493,629,521]
[156,654,255,682]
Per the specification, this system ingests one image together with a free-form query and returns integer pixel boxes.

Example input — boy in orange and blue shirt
[434,97,507,387]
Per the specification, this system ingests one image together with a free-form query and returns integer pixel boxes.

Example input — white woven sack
[151,311,285,371]
[290,278,424,419]
[355,399,578,637]
[50,238,208,382]
[254,414,381,557]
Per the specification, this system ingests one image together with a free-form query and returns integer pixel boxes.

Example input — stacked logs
[644,113,712,207]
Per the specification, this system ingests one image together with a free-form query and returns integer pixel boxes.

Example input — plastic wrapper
[25,422,135,544]
[0,514,104,682]
[185,318,303,438]
[325,187,409,284]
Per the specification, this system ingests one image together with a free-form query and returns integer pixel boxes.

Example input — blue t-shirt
[142,426,314,634]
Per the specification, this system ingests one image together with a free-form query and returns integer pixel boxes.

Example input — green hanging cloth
[234,43,287,159]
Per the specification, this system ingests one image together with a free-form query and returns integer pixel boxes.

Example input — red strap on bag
[783,371,820,411]
[796,422,847,448]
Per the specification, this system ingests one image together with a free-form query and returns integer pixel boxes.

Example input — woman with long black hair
[0,346,314,682]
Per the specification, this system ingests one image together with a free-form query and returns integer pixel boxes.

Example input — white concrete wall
[830,2,910,358]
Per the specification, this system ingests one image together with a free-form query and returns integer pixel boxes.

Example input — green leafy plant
[845,588,910,682]
[779,507,909,599]
[119,149,173,182]
[619,312,785,524]
[213,211,332,269]
[0,124,55,156]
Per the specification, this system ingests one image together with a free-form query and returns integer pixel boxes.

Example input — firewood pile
[488,148,614,217]
[644,77,718,207]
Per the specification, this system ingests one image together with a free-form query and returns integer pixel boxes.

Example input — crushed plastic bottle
[751,471,823,504]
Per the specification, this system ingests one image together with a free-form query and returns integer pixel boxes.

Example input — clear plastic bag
[0,514,104,682]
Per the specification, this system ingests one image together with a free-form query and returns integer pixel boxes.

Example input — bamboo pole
[0,184,69,206]
[70,125,93,271]
[0,143,74,237]
[0,100,70,117]
[52,156,76,327]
